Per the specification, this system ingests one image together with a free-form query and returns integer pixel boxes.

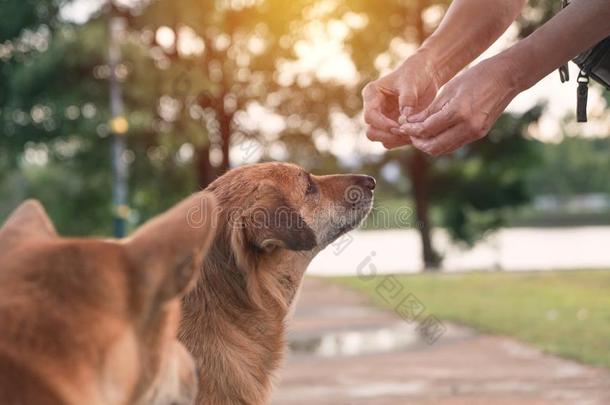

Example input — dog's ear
[125,192,218,302]
[232,182,317,256]
[0,200,57,250]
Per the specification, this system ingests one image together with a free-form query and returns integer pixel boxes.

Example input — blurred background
[1,0,609,272]
[2,0,610,402]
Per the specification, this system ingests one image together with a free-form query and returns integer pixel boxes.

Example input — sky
[60,0,106,23]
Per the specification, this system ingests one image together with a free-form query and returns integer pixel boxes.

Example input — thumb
[398,88,417,117]
[408,107,430,123]
[408,94,445,123]
[398,85,418,121]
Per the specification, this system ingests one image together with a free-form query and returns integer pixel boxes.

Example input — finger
[365,126,391,142]
[364,110,398,132]
[411,125,471,156]
[385,129,412,149]
[383,138,411,149]
[398,83,418,121]
[408,98,443,123]
[398,81,434,123]
[362,82,383,108]
[397,105,415,126]
[399,101,459,139]
[363,102,399,132]
[366,126,411,148]
[398,80,438,125]
[363,84,399,131]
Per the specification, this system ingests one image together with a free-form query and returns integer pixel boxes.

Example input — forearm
[418,0,527,86]
[502,0,610,91]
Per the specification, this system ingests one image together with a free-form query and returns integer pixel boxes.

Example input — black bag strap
[558,64,570,82]
[576,71,589,122]
[558,0,589,122]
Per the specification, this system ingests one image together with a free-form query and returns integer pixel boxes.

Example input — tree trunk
[405,150,440,270]
[196,145,215,190]
[404,0,440,270]
[218,110,231,175]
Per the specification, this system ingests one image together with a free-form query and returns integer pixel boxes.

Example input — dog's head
[207,162,374,267]
[178,163,374,404]
[0,194,217,405]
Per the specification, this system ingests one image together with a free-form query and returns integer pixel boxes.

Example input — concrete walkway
[272,277,610,405]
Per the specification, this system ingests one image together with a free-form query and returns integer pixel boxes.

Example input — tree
[1,0,547,266]
[0,1,117,235]
[527,135,610,197]
[0,3,203,234]
[130,0,329,187]
[429,108,543,245]
[335,0,543,267]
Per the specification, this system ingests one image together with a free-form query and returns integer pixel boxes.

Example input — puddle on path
[288,322,427,357]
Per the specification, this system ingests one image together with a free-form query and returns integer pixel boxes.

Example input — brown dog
[179,162,375,404]
[0,193,217,405]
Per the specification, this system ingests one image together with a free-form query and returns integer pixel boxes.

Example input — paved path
[272,277,610,405]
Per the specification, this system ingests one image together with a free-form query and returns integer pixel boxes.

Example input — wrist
[494,41,540,93]
[479,54,526,98]
[419,32,482,88]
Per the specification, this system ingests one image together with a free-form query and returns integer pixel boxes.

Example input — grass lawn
[336,270,610,368]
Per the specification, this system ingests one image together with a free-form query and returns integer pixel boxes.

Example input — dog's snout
[355,175,376,191]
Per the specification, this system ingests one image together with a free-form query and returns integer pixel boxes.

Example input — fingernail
[399,123,419,135]
[398,115,407,125]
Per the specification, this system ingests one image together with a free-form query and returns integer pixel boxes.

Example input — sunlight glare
[177,26,205,57]
[155,26,175,50]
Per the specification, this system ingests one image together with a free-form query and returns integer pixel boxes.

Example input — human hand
[362,51,440,149]
[399,58,521,156]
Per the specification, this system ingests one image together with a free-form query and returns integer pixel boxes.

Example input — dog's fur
[0,193,217,405]
[180,162,375,404]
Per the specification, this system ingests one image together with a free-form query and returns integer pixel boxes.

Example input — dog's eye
[305,177,317,196]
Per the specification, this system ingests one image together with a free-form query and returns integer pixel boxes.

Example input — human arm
[403,0,610,156]
[363,0,526,148]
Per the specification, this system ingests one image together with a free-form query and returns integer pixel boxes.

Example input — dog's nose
[355,175,376,191]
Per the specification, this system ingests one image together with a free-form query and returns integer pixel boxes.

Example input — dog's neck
[180,238,314,405]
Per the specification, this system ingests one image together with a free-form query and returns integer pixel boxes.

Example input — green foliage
[0,11,117,235]
[0,7,203,234]
[527,136,610,196]
[428,108,543,245]
[0,0,564,252]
